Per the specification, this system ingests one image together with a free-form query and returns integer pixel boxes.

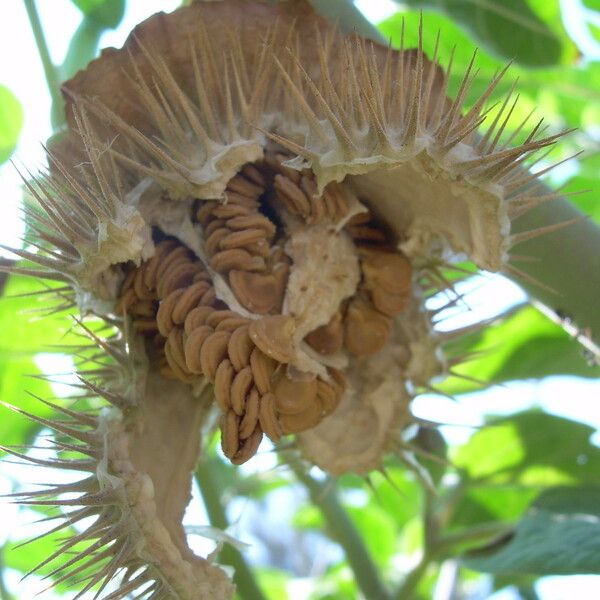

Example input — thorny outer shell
[5,0,572,598]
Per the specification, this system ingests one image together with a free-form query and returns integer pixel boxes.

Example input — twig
[195,457,267,600]
[289,459,392,600]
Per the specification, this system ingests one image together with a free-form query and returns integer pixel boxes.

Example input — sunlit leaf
[463,486,600,574]
[441,305,598,395]
[0,85,24,165]
[454,411,600,485]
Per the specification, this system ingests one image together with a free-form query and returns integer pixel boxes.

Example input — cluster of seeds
[118,156,414,463]
[118,239,346,464]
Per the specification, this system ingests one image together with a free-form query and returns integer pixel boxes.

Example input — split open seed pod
[4,1,571,598]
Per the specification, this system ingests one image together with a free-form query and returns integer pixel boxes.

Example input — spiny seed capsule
[3,0,571,598]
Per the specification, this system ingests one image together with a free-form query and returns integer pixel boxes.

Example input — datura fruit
[2,0,569,598]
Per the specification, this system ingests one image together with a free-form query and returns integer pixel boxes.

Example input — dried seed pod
[7,1,577,598]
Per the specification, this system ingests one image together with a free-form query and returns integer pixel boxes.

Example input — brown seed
[200,330,231,382]
[196,201,218,226]
[370,286,410,317]
[164,338,195,383]
[131,299,156,318]
[220,228,267,250]
[133,267,154,300]
[249,315,295,363]
[171,281,211,324]
[227,325,255,371]
[221,410,240,459]
[361,251,412,296]
[231,426,263,465]
[204,218,227,237]
[230,366,254,416]
[158,262,201,298]
[279,397,324,434]
[304,312,344,355]
[214,359,234,411]
[216,316,252,332]
[155,246,191,284]
[143,240,178,289]
[250,348,275,394]
[273,374,318,415]
[184,305,214,334]
[156,288,185,337]
[212,203,253,219]
[166,328,189,373]
[229,270,279,314]
[259,392,282,442]
[347,225,388,243]
[199,287,217,306]
[241,164,266,187]
[274,174,310,217]
[344,298,392,356]
[184,325,214,374]
[205,228,231,256]
[239,387,260,439]
[244,239,270,258]
[221,191,260,209]
[210,248,265,273]
[133,318,159,334]
[226,173,264,198]
[317,379,342,416]
[206,309,243,329]
[226,214,276,237]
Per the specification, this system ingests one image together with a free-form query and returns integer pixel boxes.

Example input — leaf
[71,0,125,29]
[0,85,24,165]
[563,153,600,225]
[453,411,600,485]
[395,0,568,66]
[463,486,600,574]
[441,305,598,395]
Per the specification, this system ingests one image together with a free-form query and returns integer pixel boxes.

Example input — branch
[23,0,65,130]
[195,457,267,600]
[289,460,392,600]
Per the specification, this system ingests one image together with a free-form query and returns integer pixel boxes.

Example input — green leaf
[441,305,598,395]
[0,275,72,450]
[453,411,600,486]
[0,85,24,165]
[463,486,600,574]
[395,0,567,66]
[71,0,125,29]
[563,153,600,225]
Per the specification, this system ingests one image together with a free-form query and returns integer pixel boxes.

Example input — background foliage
[0,0,599,598]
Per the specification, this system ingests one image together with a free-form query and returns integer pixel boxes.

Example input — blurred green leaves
[463,487,600,574]
[62,0,125,82]
[442,305,598,395]
[0,86,24,166]
[396,0,571,66]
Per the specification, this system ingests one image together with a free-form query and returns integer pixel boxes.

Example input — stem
[195,458,267,600]
[289,460,392,600]
[23,0,65,130]
[394,552,433,600]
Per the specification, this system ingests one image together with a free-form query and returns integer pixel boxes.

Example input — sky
[0,1,599,599]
